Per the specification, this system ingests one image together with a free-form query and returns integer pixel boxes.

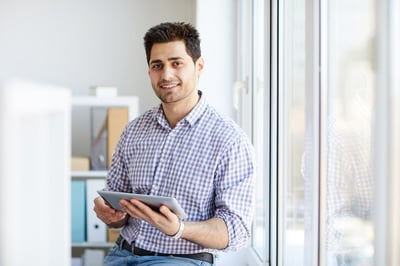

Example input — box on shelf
[86,179,107,242]
[71,156,90,171]
[90,107,108,170]
[90,107,129,170]
[107,228,121,243]
[71,180,86,243]
[107,108,129,168]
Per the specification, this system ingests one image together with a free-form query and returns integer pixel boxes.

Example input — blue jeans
[104,245,214,266]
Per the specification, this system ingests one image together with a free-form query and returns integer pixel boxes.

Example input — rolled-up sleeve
[214,134,256,251]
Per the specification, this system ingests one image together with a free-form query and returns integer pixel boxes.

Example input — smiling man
[93,22,255,266]
[148,40,203,128]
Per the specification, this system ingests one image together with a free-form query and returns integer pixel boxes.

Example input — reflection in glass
[282,0,376,265]
[325,0,375,265]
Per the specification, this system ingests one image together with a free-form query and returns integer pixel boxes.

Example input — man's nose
[161,66,174,79]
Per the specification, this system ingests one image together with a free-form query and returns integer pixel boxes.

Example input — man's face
[148,40,203,105]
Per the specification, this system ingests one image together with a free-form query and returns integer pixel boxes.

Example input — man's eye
[173,61,182,67]
[152,64,162,70]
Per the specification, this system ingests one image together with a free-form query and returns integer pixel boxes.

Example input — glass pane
[281,0,307,265]
[325,0,376,265]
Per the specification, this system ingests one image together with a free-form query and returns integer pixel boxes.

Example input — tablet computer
[97,190,188,219]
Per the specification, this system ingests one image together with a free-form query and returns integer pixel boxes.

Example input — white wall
[196,0,237,119]
[0,0,196,115]
[0,0,236,119]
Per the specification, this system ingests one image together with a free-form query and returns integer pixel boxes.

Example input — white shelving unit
[71,95,139,257]
[72,242,115,248]
[71,170,108,180]
[71,170,113,253]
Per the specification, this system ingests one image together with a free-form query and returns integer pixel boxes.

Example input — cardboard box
[71,156,90,171]
[107,108,128,168]
[107,228,121,243]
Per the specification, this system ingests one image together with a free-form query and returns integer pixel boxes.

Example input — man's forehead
[150,41,189,60]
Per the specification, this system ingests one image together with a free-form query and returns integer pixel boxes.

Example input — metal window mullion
[262,0,272,264]
[318,0,328,265]
[388,0,400,264]
[269,0,279,265]
[374,0,390,264]
[304,0,324,265]
[375,0,400,265]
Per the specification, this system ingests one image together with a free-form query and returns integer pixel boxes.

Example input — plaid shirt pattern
[106,92,255,254]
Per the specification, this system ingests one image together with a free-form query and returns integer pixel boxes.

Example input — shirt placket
[151,127,179,195]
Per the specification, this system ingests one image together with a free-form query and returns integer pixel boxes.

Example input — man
[94,22,255,266]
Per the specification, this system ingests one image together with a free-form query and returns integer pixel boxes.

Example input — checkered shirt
[106,92,256,254]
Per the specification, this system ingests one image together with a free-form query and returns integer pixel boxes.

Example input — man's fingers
[159,205,174,218]
[119,198,149,219]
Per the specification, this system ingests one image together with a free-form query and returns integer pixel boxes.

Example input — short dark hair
[143,22,201,64]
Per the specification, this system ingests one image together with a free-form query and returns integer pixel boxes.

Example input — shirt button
[160,158,166,163]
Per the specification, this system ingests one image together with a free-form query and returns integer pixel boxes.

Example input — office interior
[0,0,399,265]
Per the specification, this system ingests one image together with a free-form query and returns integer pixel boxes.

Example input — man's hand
[119,198,229,249]
[93,196,128,228]
[119,198,181,237]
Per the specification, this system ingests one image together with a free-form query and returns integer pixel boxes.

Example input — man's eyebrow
[149,57,185,65]
[168,56,184,61]
[149,59,162,65]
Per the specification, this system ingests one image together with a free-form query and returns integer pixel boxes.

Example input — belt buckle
[131,242,135,255]
[123,238,134,255]
[118,236,135,255]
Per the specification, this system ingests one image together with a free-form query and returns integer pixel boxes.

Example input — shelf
[71,96,138,107]
[72,242,114,248]
[70,96,138,255]
[71,170,107,179]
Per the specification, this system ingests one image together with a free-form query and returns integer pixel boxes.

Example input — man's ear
[196,57,205,75]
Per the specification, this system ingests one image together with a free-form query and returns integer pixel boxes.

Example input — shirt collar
[152,90,207,129]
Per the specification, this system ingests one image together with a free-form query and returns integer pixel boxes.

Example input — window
[279,0,377,265]
[237,0,399,265]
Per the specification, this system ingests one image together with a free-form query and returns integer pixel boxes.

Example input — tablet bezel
[97,190,188,219]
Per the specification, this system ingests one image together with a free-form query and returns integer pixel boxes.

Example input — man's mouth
[159,83,179,90]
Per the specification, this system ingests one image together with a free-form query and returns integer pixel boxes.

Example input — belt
[116,236,214,264]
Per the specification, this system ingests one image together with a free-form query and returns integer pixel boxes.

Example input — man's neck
[162,91,200,128]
